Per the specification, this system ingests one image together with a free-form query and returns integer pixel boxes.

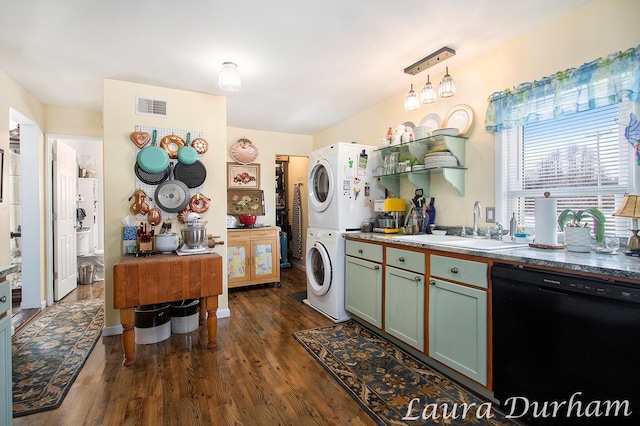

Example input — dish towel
[292,183,303,259]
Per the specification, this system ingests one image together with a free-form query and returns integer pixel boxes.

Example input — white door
[53,140,78,300]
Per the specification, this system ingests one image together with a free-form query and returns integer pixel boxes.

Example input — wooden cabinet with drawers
[227,227,280,288]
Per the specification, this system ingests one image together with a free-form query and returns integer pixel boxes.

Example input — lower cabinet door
[384,266,425,351]
[345,256,383,328]
[429,278,487,385]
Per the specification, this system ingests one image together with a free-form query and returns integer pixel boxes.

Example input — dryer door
[306,240,332,296]
[308,158,334,213]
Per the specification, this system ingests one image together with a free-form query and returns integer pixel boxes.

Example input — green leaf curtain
[485,44,640,132]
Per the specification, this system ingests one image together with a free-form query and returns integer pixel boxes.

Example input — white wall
[313,0,640,229]
[103,79,227,328]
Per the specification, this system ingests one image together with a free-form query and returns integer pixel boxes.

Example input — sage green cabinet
[385,266,425,351]
[345,241,383,328]
[428,271,488,385]
[1,278,12,426]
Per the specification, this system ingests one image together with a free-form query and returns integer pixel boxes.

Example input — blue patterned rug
[293,321,517,425]
[12,299,104,417]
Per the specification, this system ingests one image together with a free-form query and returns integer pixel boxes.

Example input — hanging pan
[137,129,170,174]
[134,161,170,185]
[177,132,198,165]
[154,164,190,213]
[174,159,207,188]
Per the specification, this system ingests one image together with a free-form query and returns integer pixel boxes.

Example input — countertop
[347,232,640,282]
[227,225,278,231]
[0,264,19,279]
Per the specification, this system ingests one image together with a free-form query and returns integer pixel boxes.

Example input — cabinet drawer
[430,255,488,289]
[249,228,277,239]
[346,240,383,263]
[227,230,246,242]
[0,280,10,316]
[386,247,425,274]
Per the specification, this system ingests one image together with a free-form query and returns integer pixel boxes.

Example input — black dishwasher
[492,263,640,425]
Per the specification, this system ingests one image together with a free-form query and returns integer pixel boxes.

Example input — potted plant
[557,208,606,252]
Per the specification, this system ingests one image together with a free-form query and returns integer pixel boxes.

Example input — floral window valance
[485,44,640,132]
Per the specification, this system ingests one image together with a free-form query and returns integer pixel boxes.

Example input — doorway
[275,154,308,270]
[46,134,104,306]
[8,109,43,314]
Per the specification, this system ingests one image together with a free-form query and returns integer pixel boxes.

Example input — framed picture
[227,189,265,215]
[227,162,260,189]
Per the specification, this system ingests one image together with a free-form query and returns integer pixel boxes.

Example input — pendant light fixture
[404,83,420,111]
[439,66,455,98]
[218,62,241,92]
[420,75,436,104]
[403,46,456,108]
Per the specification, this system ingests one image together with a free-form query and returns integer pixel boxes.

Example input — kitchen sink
[392,234,530,251]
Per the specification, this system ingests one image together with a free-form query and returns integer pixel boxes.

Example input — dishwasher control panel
[492,263,640,303]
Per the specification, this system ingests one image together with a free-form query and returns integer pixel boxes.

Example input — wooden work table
[113,252,222,366]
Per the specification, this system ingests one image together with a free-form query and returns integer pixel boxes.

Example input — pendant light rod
[404,46,456,76]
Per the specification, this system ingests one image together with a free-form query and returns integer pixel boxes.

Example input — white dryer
[308,142,382,230]
[304,227,350,322]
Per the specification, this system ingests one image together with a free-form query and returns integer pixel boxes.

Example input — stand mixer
[180,212,208,252]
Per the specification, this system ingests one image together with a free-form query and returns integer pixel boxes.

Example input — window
[496,103,636,238]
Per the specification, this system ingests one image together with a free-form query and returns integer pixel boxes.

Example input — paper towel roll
[535,198,557,245]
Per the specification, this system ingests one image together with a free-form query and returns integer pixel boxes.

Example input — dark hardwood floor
[13,267,375,425]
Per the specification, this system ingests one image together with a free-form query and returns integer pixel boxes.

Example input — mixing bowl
[181,225,207,248]
[239,215,257,227]
[155,233,179,253]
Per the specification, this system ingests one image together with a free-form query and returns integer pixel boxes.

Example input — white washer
[304,227,350,322]
[308,142,382,230]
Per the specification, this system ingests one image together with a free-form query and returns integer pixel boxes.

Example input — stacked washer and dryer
[305,142,383,322]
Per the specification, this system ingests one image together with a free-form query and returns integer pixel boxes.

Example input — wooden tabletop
[113,253,222,309]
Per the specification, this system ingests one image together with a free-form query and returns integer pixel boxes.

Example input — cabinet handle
[374,265,380,271]
[429,279,436,285]
[398,257,405,262]
[358,249,363,254]
[414,276,421,282]
[450,267,459,274]
[0,296,6,303]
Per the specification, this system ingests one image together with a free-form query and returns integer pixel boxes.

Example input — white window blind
[500,103,634,237]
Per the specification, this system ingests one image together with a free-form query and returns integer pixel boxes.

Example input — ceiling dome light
[420,75,436,104]
[218,62,241,92]
[439,66,455,98]
[404,83,420,111]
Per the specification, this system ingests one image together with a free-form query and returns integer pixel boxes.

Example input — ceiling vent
[136,97,167,117]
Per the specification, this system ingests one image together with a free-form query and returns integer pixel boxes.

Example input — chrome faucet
[472,201,482,236]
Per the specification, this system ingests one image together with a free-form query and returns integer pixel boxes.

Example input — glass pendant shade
[404,83,420,111]
[218,62,241,92]
[420,75,436,104]
[439,66,455,98]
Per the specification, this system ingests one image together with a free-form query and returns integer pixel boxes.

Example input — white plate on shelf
[431,128,460,136]
[442,104,473,136]
[418,114,441,132]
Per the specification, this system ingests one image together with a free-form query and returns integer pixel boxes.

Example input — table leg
[120,307,136,366]
[199,297,207,325]
[206,295,218,349]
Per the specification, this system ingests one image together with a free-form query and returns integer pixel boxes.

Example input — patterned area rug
[12,299,104,417]
[293,321,518,425]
